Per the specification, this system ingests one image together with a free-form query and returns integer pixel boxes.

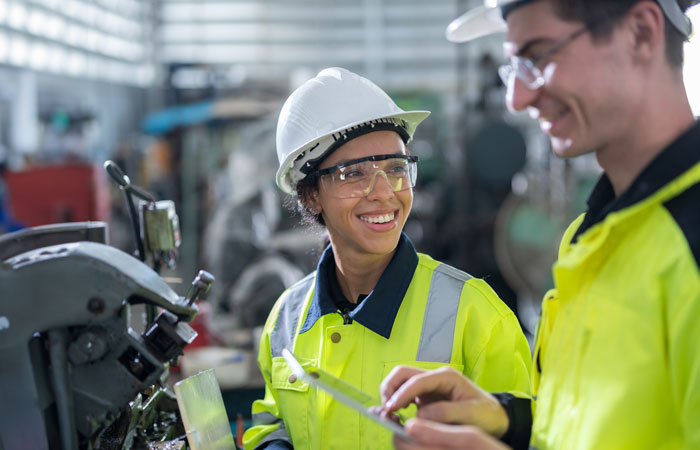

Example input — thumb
[416,396,509,437]
[416,400,477,423]
[406,419,511,450]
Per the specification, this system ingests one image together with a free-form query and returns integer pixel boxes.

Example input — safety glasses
[312,154,418,199]
[498,26,589,90]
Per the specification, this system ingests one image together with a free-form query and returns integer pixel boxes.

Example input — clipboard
[174,369,237,450]
[282,348,414,442]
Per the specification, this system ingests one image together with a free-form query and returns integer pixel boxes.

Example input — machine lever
[104,160,156,202]
[185,270,215,306]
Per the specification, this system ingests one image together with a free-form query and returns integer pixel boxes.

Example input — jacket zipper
[340,310,353,325]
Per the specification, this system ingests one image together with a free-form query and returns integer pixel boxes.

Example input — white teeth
[538,110,566,124]
[361,212,395,224]
[527,107,539,120]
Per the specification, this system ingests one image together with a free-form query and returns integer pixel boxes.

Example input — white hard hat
[275,67,430,195]
[445,0,520,43]
[446,0,692,43]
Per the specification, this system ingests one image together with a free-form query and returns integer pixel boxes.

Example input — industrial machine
[0,162,213,449]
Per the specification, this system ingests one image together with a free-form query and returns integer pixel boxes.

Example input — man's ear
[625,0,666,63]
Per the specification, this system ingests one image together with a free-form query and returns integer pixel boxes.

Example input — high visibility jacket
[244,235,531,450]
[530,121,700,449]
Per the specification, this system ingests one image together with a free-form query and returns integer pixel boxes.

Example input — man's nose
[505,75,540,113]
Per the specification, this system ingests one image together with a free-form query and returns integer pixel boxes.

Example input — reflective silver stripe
[416,263,471,363]
[252,411,282,426]
[254,422,292,449]
[270,273,315,357]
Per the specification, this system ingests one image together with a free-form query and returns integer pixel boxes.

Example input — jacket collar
[299,232,419,339]
[574,120,700,242]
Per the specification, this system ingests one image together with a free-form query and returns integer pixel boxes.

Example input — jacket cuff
[257,439,293,450]
[492,393,532,450]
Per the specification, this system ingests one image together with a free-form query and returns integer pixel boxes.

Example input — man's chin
[550,136,576,157]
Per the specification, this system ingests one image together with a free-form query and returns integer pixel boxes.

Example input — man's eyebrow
[514,37,552,57]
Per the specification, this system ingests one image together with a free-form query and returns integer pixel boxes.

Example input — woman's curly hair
[284,174,325,227]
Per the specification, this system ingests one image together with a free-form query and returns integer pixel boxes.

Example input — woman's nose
[363,171,395,199]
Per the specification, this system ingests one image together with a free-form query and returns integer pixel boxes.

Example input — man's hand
[380,366,509,438]
[393,419,511,450]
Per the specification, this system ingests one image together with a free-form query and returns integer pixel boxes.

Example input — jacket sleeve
[667,276,700,446]
[464,282,531,397]
[243,299,293,450]
[460,280,533,448]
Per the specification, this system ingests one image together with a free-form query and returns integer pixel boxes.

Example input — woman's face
[310,130,413,260]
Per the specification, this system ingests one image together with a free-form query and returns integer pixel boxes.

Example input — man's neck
[596,74,695,196]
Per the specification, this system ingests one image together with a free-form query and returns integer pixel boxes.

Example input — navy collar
[299,232,419,339]
[573,120,700,242]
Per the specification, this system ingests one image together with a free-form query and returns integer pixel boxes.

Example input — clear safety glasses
[498,26,589,90]
[313,154,419,199]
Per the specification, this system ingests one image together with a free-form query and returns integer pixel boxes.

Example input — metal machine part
[0,221,108,260]
[0,229,202,450]
[142,200,181,252]
[185,270,215,307]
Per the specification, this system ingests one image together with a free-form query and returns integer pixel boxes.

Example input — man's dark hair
[551,0,696,67]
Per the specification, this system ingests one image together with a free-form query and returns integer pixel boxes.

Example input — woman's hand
[380,366,509,438]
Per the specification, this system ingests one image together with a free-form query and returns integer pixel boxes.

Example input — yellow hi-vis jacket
[244,236,531,450]
[530,121,700,449]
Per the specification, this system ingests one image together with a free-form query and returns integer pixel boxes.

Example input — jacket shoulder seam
[662,181,700,272]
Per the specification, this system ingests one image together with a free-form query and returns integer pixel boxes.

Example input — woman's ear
[300,187,322,215]
[310,190,322,214]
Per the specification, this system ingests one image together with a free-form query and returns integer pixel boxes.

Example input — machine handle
[104,160,156,202]
[185,270,215,306]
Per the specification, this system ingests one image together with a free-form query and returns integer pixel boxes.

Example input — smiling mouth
[360,212,395,224]
[538,109,569,131]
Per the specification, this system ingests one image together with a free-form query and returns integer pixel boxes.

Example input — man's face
[502,1,642,158]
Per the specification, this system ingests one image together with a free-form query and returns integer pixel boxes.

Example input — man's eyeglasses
[498,27,589,90]
[312,154,419,199]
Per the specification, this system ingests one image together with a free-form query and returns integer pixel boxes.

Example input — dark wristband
[492,393,532,450]
[258,439,293,450]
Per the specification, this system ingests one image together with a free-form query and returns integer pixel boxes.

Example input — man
[380,0,700,449]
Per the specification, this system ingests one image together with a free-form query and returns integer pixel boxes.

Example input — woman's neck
[333,251,394,304]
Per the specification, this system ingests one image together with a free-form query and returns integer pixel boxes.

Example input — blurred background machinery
[0,1,699,446]
[0,159,215,449]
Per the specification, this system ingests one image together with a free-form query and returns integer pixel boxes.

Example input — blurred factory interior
[1,0,699,447]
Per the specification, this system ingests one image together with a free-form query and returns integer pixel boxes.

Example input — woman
[243,67,530,450]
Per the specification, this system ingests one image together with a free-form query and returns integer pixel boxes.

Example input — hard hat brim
[276,109,430,195]
[445,5,507,43]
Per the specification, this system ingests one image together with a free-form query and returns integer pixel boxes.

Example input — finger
[393,423,446,450]
[393,434,441,450]
[385,367,466,412]
[415,400,475,423]
[417,398,510,437]
[415,398,494,424]
[404,419,511,450]
[380,366,427,403]
[393,434,429,450]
